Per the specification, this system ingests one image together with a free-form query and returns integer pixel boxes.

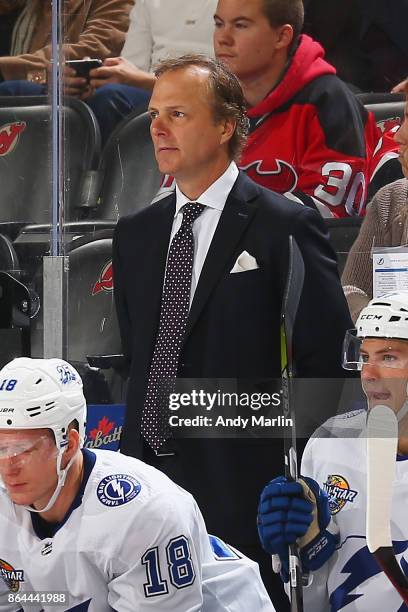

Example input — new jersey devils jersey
[240,35,398,218]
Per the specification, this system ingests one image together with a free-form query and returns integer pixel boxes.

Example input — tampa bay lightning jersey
[301,410,408,612]
[0,449,274,612]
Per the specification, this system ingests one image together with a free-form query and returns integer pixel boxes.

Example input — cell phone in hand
[65,59,102,79]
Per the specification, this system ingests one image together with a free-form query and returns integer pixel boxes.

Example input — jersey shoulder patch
[96,473,141,507]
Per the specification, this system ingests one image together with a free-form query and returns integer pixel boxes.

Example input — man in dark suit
[113,54,352,607]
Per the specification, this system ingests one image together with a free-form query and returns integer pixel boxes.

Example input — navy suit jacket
[112,171,352,543]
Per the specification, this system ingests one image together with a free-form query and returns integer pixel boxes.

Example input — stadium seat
[0,271,34,368]
[66,233,120,363]
[0,233,19,274]
[0,96,101,231]
[66,234,124,404]
[356,92,405,106]
[95,110,162,221]
[364,100,405,126]
[325,217,363,276]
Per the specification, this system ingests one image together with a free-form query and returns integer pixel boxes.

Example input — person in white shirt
[0,357,274,611]
[86,0,217,143]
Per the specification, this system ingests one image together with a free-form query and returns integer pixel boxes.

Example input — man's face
[149,67,230,182]
[360,338,408,413]
[214,0,285,81]
[0,428,58,507]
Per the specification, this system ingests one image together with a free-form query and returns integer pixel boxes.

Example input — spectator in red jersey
[213,0,398,218]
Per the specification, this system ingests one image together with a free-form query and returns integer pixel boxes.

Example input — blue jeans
[0,80,46,95]
[87,83,151,144]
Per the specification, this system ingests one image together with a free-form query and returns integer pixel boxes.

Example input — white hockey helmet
[343,293,408,370]
[0,358,86,513]
[356,293,408,340]
[0,357,86,449]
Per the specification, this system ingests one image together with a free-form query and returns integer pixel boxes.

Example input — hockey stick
[366,404,408,604]
[280,235,305,612]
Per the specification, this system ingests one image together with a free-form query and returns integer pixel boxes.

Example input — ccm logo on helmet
[360,315,383,320]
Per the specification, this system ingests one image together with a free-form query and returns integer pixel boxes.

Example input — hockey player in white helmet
[0,357,274,612]
[258,293,408,611]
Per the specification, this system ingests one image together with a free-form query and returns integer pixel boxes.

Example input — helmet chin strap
[23,447,78,514]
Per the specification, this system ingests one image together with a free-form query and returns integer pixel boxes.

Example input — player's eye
[235,21,249,29]
[382,353,397,364]
[149,110,158,120]
[172,111,185,118]
[214,18,223,28]
[360,353,369,363]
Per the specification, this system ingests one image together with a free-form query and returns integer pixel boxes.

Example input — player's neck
[37,453,84,523]
[398,437,408,455]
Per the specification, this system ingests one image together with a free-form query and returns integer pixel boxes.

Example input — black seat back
[0,96,101,225]
[66,235,120,363]
[96,111,162,221]
[356,92,405,106]
[325,217,363,276]
[364,101,405,130]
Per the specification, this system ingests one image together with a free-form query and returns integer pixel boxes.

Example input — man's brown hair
[262,0,304,48]
[154,54,248,161]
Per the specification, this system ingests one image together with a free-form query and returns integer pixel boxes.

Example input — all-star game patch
[97,474,141,507]
[324,474,358,515]
[0,558,24,592]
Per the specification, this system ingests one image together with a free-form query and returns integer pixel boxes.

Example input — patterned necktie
[141,202,205,452]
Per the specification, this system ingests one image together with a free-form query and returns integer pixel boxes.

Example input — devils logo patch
[0,122,26,156]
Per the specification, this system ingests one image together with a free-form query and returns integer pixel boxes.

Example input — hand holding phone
[65,58,102,80]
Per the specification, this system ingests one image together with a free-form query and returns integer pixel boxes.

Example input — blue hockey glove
[257,475,339,581]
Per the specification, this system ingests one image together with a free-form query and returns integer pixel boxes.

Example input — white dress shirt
[122,0,217,71]
[168,161,239,305]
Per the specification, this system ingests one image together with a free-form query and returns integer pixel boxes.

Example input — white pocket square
[230,250,259,273]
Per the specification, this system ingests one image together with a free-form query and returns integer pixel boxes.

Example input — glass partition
[0,1,406,444]
[0,2,54,367]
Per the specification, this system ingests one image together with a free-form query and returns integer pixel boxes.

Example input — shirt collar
[175,161,239,215]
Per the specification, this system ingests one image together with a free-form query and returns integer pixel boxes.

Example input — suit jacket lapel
[184,172,259,342]
[143,193,175,345]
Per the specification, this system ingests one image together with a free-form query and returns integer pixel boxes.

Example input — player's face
[360,338,408,413]
[0,428,58,507]
[149,67,232,184]
[214,0,285,82]
[394,100,408,178]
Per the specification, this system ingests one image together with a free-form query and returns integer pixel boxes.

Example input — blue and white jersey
[301,410,408,611]
[0,449,274,611]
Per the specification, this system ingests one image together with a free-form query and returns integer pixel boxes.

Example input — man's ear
[62,428,80,466]
[220,118,236,146]
[275,24,294,51]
